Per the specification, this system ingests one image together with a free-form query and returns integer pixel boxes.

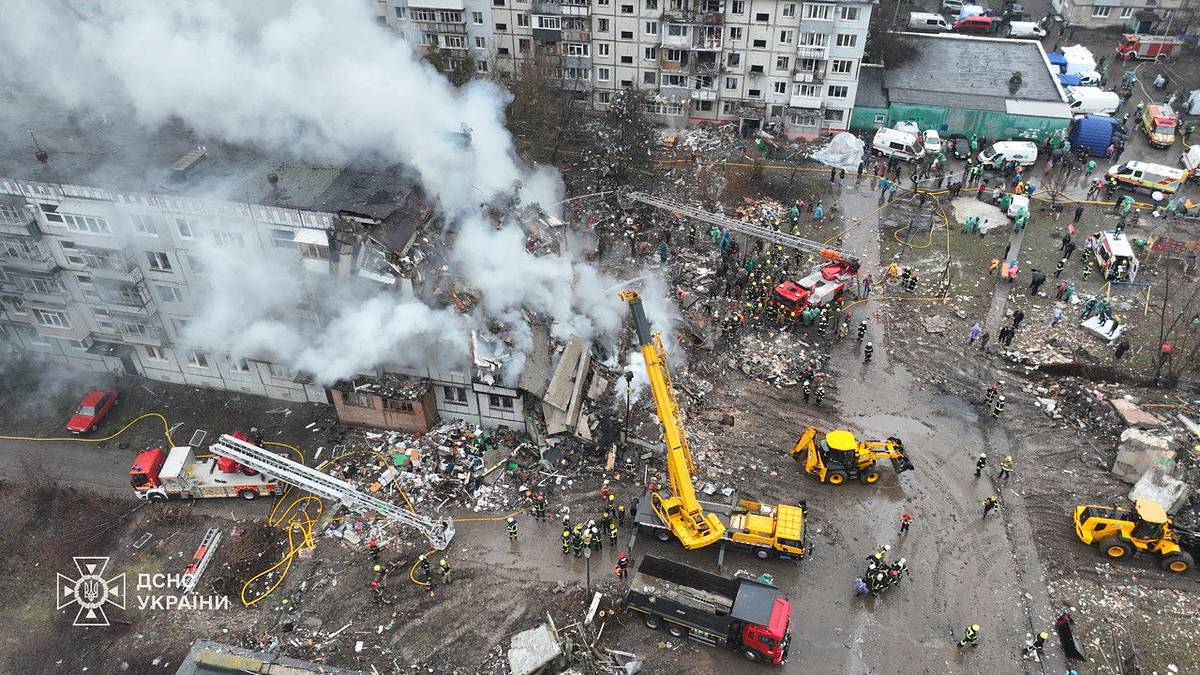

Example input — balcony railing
[413,21,468,34]
[797,45,828,59]
[690,88,718,101]
[789,93,823,109]
[0,251,57,273]
[693,37,722,50]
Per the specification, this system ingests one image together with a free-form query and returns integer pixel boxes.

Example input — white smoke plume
[0,0,671,384]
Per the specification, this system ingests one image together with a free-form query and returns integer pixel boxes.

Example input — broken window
[346,390,374,408]
[488,394,515,410]
[383,397,415,412]
[443,386,468,404]
[146,251,172,271]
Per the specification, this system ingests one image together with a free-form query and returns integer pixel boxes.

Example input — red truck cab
[1116,34,1180,60]
[740,596,792,664]
[130,447,167,493]
[772,281,810,317]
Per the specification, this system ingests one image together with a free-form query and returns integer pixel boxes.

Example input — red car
[66,388,120,434]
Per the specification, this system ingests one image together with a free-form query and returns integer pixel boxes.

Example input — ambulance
[1140,104,1178,148]
[1089,230,1139,282]
[1105,161,1189,194]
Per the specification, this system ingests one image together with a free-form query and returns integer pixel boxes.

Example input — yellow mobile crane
[622,290,808,560]
[787,426,914,486]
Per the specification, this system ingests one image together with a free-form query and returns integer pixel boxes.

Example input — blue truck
[1069,115,1120,158]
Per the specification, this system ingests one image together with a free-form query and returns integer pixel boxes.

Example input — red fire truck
[131,431,279,501]
[1116,34,1181,61]
[771,260,859,318]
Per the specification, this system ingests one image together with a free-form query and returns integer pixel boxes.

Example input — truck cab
[133,445,280,501]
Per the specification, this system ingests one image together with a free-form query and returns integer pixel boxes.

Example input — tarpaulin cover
[811,132,865,171]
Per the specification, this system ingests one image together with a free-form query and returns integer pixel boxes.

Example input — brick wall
[330,389,438,432]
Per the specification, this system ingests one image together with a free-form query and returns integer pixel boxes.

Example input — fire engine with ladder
[625,192,860,317]
[131,432,455,550]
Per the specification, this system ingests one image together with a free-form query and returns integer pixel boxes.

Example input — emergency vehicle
[1116,34,1181,61]
[1106,161,1189,194]
[131,432,280,501]
[1090,230,1140,282]
[770,261,858,317]
[1141,104,1178,148]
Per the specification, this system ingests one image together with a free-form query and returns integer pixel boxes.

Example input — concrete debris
[1112,428,1177,484]
[1109,398,1166,429]
[1080,315,1124,342]
[1128,465,1192,514]
[507,624,562,675]
[923,316,950,334]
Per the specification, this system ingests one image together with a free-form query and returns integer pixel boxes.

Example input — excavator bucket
[888,437,915,473]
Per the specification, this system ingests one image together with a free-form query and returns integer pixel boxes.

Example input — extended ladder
[180,527,222,594]
[626,191,859,264]
[210,434,455,550]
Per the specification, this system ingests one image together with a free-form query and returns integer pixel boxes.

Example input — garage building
[851,33,1072,142]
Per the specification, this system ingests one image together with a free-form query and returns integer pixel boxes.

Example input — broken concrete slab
[544,336,585,412]
[1176,413,1200,440]
[1112,428,1176,483]
[1081,315,1123,342]
[1110,399,1165,429]
[1128,465,1192,514]
[507,623,562,675]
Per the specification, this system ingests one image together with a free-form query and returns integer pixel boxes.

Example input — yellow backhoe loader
[787,426,913,485]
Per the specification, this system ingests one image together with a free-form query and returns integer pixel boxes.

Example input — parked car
[954,15,996,34]
[871,127,926,162]
[946,133,972,160]
[941,0,965,13]
[923,130,943,155]
[908,12,952,32]
[979,141,1039,167]
[1007,21,1045,38]
[66,388,120,434]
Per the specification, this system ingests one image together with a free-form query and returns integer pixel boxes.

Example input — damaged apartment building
[0,104,610,437]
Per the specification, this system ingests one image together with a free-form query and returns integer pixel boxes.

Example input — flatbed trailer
[634,492,808,560]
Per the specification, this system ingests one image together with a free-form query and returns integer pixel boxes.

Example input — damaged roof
[0,97,425,219]
[884,34,1065,112]
[333,373,431,400]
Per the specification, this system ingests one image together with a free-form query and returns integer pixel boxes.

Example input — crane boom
[626,191,859,264]
[210,434,455,550]
[620,290,725,549]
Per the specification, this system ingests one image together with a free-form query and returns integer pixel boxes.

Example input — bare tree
[504,53,584,164]
[581,88,657,192]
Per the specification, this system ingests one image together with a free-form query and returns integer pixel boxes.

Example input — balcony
[560,1,590,16]
[20,289,70,307]
[799,16,835,32]
[658,84,692,99]
[563,55,592,68]
[661,33,692,48]
[531,1,561,13]
[561,28,590,41]
[561,79,593,92]
[690,88,718,101]
[118,325,164,347]
[793,68,825,83]
[0,215,38,238]
[796,45,828,59]
[414,21,467,34]
[789,92,823,108]
[0,251,58,274]
[693,36,722,50]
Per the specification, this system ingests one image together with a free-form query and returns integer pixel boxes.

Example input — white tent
[1062,44,1097,76]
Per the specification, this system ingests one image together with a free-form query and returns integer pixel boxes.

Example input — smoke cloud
[0,1,672,385]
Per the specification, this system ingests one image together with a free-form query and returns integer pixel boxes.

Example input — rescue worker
[617,504,626,524]
[591,521,603,552]
[993,395,1005,419]
[608,521,618,546]
[369,579,384,603]
[373,564,385,581]
[600,480,611,499]
[975,453,987,478]
[864,342,874,363]
[869,572,888,596]
[418,554,431,580]
[506,516,518,541]
[616,553,630,579]
[803,379,812,403]
[982,495,1000,517]
[571,526,584,557]
[857,320,867,343]
[998,455,1014,480]
[899,512,913,535]
[561,527,571,554]
[868,544,890,566]
[818,312,829,335]
[532,493,547,521]
[607,493,616,510]
[985,381,1000,405]
[367,538,380,561]
[1054,258,1066,278]
[815,386,826,406]
[958,624,981,648]
[439,558,451,585]
[1023,631,1049,656]
[1082,257,1093,280]
[838,319,849,340]
[890,558,910,584]
[580,526,593,553]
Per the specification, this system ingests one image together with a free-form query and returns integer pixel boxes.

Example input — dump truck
[622,290,808,560]
[625,555,792,664]
[788,426,914,485]
[1073,498,1193,573]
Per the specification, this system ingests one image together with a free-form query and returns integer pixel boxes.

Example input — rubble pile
[727,331,820,387]
[663,123,741,159]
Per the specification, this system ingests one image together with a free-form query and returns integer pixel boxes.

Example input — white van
[1007,21,1046,38]
[872,128,926,162]
[1066,87,1120,116]
[909,12,952,31]
[979,141,1039,167]
[957,4,985,19]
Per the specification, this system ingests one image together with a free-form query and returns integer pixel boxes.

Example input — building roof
[854,66,889,109]
[0,97,423,220]
[883,34,1065,112]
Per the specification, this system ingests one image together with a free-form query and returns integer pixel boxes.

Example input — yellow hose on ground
[0,411,176,446]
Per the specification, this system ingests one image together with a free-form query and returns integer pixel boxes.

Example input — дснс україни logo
[57,556,126,626]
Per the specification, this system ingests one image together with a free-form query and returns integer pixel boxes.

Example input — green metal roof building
[852,34,1072,143]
